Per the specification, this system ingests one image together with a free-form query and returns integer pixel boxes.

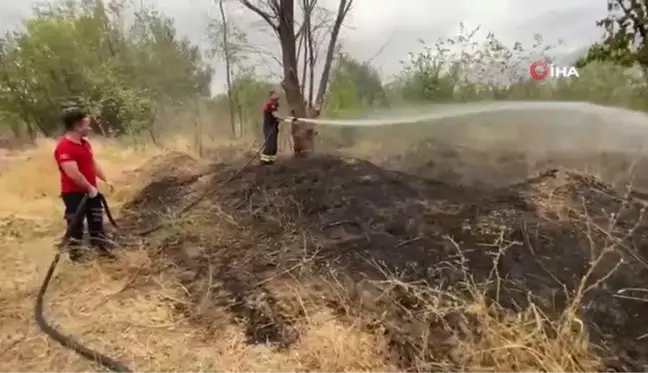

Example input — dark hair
[61,107,88,131]
[269,89,276,96]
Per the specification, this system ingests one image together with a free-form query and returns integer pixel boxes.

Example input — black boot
[68,248,83,262]
[67,240,86,263]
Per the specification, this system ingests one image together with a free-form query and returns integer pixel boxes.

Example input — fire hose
[36,117,326,370]
[34,194,131,372]
[35,138,270,372]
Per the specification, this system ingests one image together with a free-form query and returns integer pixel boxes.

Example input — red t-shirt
[263,99,279,126]
[54,136,97,193]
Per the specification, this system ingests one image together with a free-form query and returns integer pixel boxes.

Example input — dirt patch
[118,146,648,371]
[0,136,32,151]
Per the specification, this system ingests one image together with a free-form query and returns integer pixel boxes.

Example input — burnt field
[112,138,648,372]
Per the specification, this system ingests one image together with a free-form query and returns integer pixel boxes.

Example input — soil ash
[118,151,648,371]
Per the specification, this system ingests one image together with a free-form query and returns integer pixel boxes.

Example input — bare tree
[238,0,353,156]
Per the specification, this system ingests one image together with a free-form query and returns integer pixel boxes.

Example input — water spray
[296,101,648,128]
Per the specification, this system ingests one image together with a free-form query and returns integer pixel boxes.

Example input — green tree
[577,0,648,70]
[389,25,557,103]
[0,0,212,139]
[211,72,274,136]
[326,53,387,112]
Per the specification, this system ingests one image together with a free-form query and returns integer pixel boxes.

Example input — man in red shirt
[261,90,282,165]
[261,90,294,165]
[54,108,113,261]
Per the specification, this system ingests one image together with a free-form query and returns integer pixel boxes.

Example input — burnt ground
[117,145,648,372]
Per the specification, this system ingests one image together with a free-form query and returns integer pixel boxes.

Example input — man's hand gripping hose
[34,138,275,372]
[35,193,132,372]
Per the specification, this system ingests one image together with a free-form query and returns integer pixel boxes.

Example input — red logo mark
[529,60,549,80]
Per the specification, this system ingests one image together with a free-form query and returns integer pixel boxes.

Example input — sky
[0,0,608,92]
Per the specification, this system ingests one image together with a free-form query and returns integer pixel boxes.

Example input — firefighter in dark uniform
[261,90,291,165]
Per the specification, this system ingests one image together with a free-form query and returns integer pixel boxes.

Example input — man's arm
[271,108,288,121]
[265,101,284,121]
[275,109,296,122]
[60,161,94,191]
[94,160,107,182]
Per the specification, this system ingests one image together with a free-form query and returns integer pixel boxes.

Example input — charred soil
[118,147,648,371]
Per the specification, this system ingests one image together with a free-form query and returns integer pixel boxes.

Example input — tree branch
[238,0,279,31]
[314,0,353,104]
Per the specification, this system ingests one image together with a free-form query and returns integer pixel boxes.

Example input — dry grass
[0,136,395,372]
[0,134,616,372]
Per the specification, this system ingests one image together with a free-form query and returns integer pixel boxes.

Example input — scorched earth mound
[118,152,648,371]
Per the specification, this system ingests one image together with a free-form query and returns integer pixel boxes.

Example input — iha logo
[529,60,579,80]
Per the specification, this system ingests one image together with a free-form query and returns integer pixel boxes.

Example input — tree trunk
[315,0,351,105]
[307,30,316,106]
[218,0,237,138]
[298,0,309,97]
[239,0,353,156]
[300,23,308,97]
[277,0,311,156]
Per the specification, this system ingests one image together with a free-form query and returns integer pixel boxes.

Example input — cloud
[0,0,606,91]
[0,1,32,30]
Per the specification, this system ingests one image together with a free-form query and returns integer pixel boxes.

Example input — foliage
[0,0,211,138]
[348,23,647,112]
[207,0,253,137]
[322,53,388,146]
[325,53,387,114]
[1,1,647,142]
[207,9,251,71]
[386,25,559,103]
[577,0,648,69]
[212,72,274,136]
